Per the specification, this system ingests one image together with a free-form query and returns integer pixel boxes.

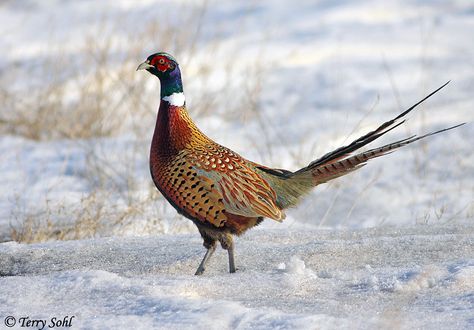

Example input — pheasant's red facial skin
[150,55,175,72]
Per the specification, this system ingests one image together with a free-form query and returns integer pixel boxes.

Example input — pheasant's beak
[136,61,154,71]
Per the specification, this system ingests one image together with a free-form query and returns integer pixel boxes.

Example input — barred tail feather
[306,123,465,185]
[259,83,464,210]
[295,81,451,173]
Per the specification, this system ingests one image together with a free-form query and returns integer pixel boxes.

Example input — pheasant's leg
[220,234,236,273]
[195,242,216,275]
[227,242,236,273]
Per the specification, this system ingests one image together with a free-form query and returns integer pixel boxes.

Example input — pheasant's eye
[151,56,173,72]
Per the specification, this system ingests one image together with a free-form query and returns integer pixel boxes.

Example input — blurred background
[0,0,473,243]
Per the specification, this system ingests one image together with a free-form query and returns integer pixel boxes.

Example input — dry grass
[9,191,156,243]
[0,2,215,141]
[2,3,262,243]
[3,4,470,243]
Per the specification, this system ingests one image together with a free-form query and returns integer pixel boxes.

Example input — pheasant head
[137,52,185,106]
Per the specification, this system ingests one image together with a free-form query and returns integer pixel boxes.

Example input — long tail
[292,81,465,185]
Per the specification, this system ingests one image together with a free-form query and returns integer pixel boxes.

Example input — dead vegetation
[2,3,261,243]
[2,4,470,243]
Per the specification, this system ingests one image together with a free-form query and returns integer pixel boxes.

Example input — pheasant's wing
[191,144,285,222]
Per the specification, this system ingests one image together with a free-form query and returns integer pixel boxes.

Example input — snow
[1,0,473,329]
[1,225,473,329]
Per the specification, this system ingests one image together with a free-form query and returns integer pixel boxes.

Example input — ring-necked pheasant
[137,52,463,275]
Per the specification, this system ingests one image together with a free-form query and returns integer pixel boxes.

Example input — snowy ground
[1,0,473,329]
[1,224,474,329]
